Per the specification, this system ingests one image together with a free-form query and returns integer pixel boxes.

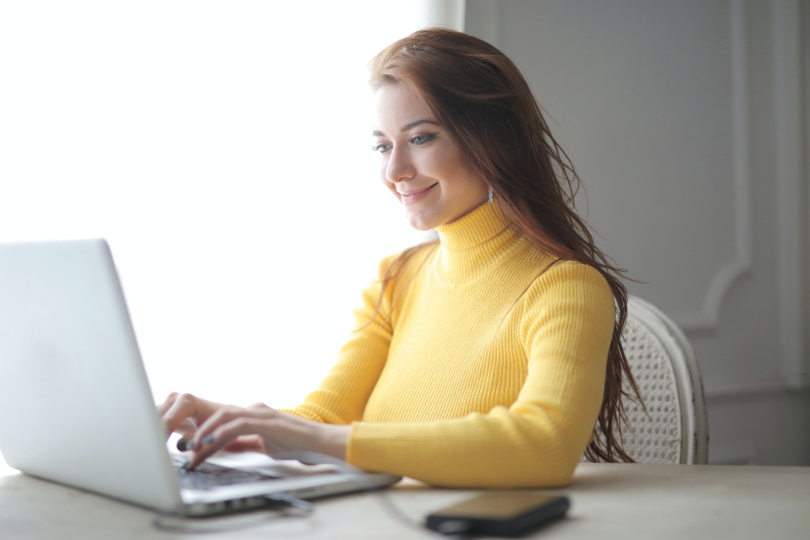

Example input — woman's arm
[345,262,616,487]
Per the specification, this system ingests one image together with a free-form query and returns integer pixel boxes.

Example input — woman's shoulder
[541,258,609,283]
[522,258,615,313]
[515,260,616,345]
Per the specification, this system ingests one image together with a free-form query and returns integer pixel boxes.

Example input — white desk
[1,462,808,539]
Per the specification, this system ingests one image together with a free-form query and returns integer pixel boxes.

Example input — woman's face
[372,83,489,231]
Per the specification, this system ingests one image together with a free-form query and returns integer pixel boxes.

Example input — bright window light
[0,1,456,408]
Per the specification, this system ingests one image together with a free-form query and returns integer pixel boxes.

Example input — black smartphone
[425,492,570,537]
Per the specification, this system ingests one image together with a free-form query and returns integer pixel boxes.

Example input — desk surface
[1,462,808,539]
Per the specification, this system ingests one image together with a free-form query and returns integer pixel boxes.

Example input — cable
[374,489,427,532]
[263,493,314,514]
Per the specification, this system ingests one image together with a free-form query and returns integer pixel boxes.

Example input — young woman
[160,28,640,488]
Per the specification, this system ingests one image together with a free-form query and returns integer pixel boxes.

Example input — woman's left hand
[182,403,350,470]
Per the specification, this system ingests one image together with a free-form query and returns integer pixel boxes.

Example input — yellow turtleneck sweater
[288,202,615,487]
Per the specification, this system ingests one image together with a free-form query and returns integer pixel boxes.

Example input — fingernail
[202,434,215,446]
[179,458,190,471]
[177,439,196,451]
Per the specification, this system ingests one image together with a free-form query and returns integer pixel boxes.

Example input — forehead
[373,83,435,132]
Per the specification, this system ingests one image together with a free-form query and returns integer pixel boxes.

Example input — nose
[384,146,415,184]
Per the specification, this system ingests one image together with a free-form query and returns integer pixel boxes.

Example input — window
[0,1,463,406]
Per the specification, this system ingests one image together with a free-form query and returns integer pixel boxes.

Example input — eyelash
[409,133,436,145]
[371,143,392,153]
[371,133,437,154]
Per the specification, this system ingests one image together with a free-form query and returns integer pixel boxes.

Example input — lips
[398,183,438,205]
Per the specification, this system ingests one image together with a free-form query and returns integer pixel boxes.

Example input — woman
[160,28,640,488]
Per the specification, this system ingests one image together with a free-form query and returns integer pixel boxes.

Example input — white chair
[617,296,709,464]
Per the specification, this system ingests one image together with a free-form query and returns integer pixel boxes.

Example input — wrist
[317,423,351,461]
[279,411,350,461]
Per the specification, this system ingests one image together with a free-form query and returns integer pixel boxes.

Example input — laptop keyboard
[171,455,281,490]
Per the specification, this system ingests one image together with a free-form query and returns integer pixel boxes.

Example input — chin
[408,221,435,232]
[406,212,438,231]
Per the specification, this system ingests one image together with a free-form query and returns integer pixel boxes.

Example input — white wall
[466,0,810,465]
[0,1,442,411]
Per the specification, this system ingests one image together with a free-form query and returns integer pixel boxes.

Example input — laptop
[0,238,399,516]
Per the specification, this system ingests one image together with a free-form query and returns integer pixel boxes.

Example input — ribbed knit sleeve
[346,261,615,487]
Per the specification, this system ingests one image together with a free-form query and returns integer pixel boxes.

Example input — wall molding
[676,0,752,332]
[772,0,807,387]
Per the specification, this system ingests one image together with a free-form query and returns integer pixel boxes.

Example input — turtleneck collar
[433,201,523,284]
[436,201,510,251]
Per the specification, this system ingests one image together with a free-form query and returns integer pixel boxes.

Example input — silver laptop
[0,238,398,516]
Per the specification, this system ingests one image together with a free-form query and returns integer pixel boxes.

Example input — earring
[488,186,494,204]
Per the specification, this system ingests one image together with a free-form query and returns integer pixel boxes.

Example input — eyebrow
[372,118,440,137]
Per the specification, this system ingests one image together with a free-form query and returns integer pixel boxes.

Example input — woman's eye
[372,143,392,153]
[409,133,435,145]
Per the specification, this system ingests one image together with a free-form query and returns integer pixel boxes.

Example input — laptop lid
[0,239,397,515]
[0,239,182,512]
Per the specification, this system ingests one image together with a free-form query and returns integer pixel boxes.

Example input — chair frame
[626,296,709,464]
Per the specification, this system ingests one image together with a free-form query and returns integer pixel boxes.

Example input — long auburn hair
[370,28,642,463]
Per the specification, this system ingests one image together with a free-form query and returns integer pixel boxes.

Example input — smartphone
[425,492,570,536]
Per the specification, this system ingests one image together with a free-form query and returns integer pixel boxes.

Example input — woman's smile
[398,183,438,205]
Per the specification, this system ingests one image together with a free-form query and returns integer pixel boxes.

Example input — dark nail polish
[179,458,190,471]
[202,434,215,445]
[177,439,196,451]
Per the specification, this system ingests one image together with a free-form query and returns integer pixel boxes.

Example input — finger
[156,392,180,417]
[186,412,276,469]
[174,418,198,445]
[224,434,265,453]
[187,406,248,456]
[192,405,276,443]
[162,393,203,436]
[156,393,175,417]
[186,417,259,469]
[246,402,271,411]
[186,416,251,470]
